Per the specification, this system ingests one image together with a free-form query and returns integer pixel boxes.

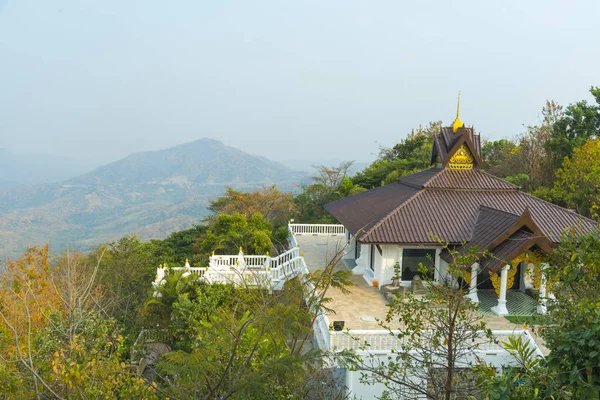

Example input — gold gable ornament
[448,144,474,170]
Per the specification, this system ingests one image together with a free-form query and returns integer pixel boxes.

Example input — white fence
[210,255,269,268]
[327,329,542,356]
[289,223,346,236]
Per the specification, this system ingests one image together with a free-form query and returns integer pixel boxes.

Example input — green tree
[149,242,354,399]
[93,235,160,337]
[544,230,600,395]
[195,213,274,259]
[353,122,439,189]
[519,100,562,189]
[555,138,600,218]
[482,138,522,178]
[0,247,157,398]
[207,185,297,226]
[147,224,208,267]
[476,231,600,399]
[547,86,600,169]
[294,161,364,223]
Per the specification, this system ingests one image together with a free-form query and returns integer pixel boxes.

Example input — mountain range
[0,139,306,259]
[0,148,96,188]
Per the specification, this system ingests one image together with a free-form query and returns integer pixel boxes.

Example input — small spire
[452,90,464,133]
[456,90,461,119]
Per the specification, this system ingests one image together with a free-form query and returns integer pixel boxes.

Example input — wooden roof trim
[430,135,445,166]
[487,207,549,251]
[487,236,553,273]
[441,132,484,169]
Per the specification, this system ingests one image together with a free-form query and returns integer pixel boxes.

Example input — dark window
[355,241,361,259]
[402,249,435,280]
[369,244,375,271]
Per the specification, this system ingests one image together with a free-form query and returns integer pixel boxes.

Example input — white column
[465,262,479,304]
[537,263,548,315]
[491,264,510,316]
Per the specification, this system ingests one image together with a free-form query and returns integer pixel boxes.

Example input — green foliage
[503,315,547,325]
[146,224,207,267]
[195,212,274,259]
[504,173,530,188]
[482,139,519,176]
[39,314,158,399]
[153,272,352,399]
[0,246,157,398]
[93,235,160,338]
[170,281,236,350]
[475,336,551,400]
[555,138,600,218]
[208,185,297,227]
[141,268,197,329]
[353,122,439,189]
[544,230,600,394]
[294,161,362,223]
[547,86,600,169]
[476,231,600,398]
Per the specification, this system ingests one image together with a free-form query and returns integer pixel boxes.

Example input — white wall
[350,241,445,288]
[341,350,525,399]
[376,246,443,288]
[378,244,402,287]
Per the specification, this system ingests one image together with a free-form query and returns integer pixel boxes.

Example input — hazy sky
[0,0,598,165]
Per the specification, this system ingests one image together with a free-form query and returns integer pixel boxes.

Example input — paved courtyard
[296,235,548,353]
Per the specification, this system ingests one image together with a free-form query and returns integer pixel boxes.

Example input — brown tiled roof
[468,207,520,247]
[323,180,420,236]
[398,168,441,188]
[356,189,595,244]
[440,207,520,263]
[326,125,597,251]
[424,169,517,190]
[480,229,533,272]
[440,206,555,271]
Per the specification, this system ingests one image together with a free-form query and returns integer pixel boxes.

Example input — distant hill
[0,179,23,191]
[0,139,306,258]
[0,148,96,186]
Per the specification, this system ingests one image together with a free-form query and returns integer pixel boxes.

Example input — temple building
[325,102,597,315]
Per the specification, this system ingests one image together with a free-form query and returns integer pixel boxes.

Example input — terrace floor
[296,235,549,354]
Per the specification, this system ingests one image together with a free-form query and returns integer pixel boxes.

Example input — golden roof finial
[452,90,464,133]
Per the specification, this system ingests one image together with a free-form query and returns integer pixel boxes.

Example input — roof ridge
[477,205,520,218]
[478,169,519,189]
[360,189,426,241]
[467,205,519,242]
[422,168,519,190]
[421,167,444,187]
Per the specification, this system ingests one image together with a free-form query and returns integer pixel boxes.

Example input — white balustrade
[289,223,346,236]
[327,329,539,355]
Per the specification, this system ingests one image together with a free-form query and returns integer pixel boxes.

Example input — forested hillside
[0,139,306,258]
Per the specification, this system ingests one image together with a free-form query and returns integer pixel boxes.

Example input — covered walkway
[478,290,538,316]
